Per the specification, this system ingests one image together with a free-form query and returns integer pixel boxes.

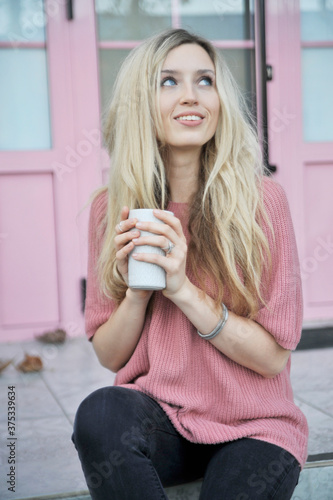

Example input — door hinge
[81,278,86,313]
[66,0,74,20]
[266,64,273,81]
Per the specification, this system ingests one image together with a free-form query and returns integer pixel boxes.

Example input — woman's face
[159,43,220,152]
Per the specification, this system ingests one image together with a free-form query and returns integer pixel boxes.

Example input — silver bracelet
[197,303,229,340]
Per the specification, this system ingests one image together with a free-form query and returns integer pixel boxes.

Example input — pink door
[1,0,330,342]
[95,0,261,180]
[266,0,333,327]
[0,1,101,341]
[1,0,261,341]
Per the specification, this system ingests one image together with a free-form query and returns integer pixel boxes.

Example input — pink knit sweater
[85,177,309,467]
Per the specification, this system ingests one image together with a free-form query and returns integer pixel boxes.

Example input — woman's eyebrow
[197,69,215,76]
[161,69,215,75]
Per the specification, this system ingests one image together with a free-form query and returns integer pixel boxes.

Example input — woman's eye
[199,76,213,86]
[161,77,177,87]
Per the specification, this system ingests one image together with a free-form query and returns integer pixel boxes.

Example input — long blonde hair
[98,28,271,318]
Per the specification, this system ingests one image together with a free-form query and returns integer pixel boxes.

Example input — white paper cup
[128,209,173,290]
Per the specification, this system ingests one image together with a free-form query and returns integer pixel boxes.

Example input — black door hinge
[66,0,74,20]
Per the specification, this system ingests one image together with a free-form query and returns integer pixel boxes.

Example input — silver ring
[117,221,124,233]
[163,241,175,255]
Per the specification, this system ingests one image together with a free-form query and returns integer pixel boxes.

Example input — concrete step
[15,460,333,500]
[166,461,333,500]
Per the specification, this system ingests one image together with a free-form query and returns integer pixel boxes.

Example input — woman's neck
[165,148,201,203]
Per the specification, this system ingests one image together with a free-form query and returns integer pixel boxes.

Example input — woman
[72,28,308,499]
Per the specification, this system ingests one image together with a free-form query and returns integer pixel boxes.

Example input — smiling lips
[174,113,204,126]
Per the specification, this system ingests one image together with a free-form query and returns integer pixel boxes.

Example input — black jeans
[72,386,300,500]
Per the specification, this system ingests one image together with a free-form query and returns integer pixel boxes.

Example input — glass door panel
[301,48,333,142]
[219,48,256,116]
[179,0,254,40]
[95,0,172,40]
[99,48,131,115]
[0,48,51,150]
[300,0,333,142]
[300,0,333,41]
[0,0,51,150]
[95,0,256,125]
[0,0,46,42]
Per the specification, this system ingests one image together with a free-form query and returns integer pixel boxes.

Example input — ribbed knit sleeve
[84,190,116,340]
[255,178,303,350]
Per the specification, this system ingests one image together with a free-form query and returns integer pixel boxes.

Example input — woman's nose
[180,83,198,105]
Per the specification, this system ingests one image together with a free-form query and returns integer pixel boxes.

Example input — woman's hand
[114,207,153,301]
[131,210,188,298]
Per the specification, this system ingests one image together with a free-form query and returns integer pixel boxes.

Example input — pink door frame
[0,1,102,341]
[265,0,333,326]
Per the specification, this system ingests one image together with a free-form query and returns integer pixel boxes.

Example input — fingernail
[136,222,143,228]
[132,253,139,258]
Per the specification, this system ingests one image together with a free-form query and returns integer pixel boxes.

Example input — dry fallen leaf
[0,359,12,373]
[16,354,43,373]
[35,328,67,344]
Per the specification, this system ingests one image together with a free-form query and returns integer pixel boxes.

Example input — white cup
[128,209,173,290]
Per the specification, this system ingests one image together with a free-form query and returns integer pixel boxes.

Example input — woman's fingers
[114,209,187,294]
[132,213,186,259]
[132,235,169,250]
[152,209,184,238]
[134,220,181,247]
[130,212,187,296]
[115,229,140,250]
[115,236,138,262]
[115,217,137,236]
[114,207,139,284]
[132,241,187,296]
[114,206,139,252]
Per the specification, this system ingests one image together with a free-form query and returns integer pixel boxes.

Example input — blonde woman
[72,29,308,499]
